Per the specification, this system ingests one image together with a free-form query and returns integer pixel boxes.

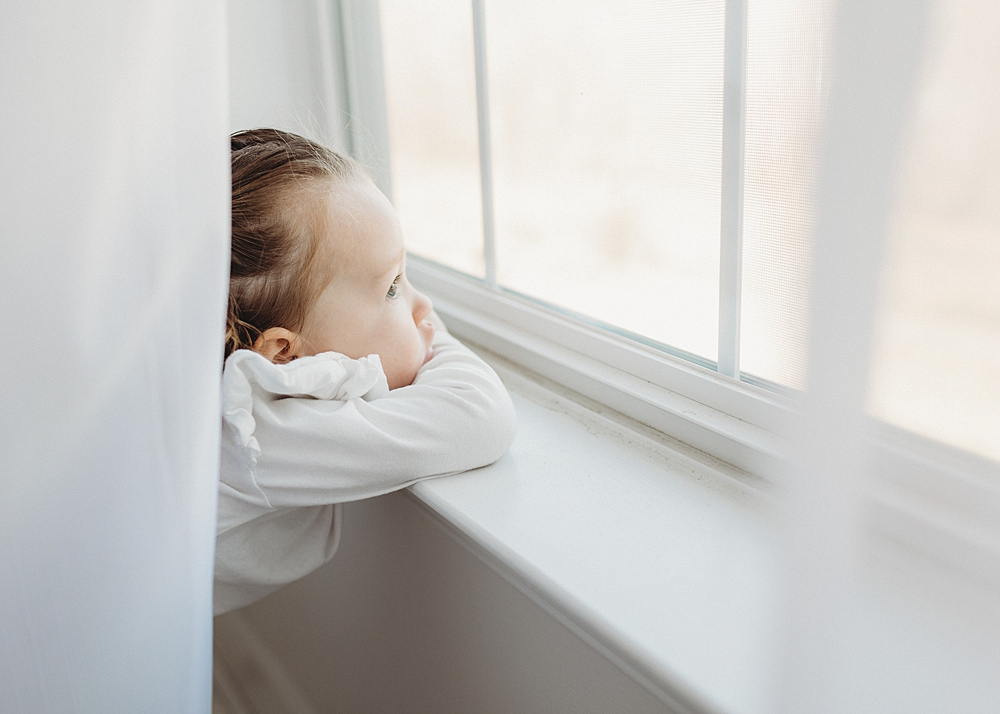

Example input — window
[381,0,826,384]
[376,0,999,471]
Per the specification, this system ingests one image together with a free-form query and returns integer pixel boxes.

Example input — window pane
[487,0,725,361]
[869,0,1000,462]
[381,0,485,277]
[739,0,831,388]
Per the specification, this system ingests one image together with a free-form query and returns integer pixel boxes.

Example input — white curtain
[778,0,993,711]
[0,2,228,712]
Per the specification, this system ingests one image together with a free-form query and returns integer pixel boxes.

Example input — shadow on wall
[213,491,674,714]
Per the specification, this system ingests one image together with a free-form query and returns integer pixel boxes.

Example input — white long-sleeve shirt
[214,331,517,614]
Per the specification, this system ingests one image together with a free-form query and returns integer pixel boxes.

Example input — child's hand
[426,309,449,335]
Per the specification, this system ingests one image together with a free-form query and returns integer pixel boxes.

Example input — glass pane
[486,0,725,361]
[869,0,1000,462]
[381,0,485,276]
[739,0,831,389]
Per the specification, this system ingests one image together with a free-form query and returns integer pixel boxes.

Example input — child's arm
[223,331,517,516]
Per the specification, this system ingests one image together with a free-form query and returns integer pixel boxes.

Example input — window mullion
[718,0,748,378]
[471,0,498,287]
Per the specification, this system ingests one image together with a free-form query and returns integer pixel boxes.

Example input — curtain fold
[777,1,932,711]
[0,2,228,711]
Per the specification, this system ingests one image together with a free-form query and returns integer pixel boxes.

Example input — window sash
[462,0,751,379]
[718,0,748,378]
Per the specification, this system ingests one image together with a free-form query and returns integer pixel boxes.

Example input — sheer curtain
[779,0,1000,711]
[0,2,228,712]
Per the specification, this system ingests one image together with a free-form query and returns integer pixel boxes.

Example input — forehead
[318,180,403,280]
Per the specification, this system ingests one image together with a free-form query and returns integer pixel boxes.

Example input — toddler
[215,129,517,614]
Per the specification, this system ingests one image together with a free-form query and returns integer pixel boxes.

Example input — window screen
[739,0,830,388]
[486,0,725,361]
[381,0,485,278]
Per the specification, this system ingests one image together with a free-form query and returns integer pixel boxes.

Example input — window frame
[408,256,790,480]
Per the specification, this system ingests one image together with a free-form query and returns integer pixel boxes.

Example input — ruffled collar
[221,349,390,462]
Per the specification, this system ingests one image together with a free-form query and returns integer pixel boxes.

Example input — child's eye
[386,274,402,300]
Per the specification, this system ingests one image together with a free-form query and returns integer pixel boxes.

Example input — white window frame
[334,0,1000,590]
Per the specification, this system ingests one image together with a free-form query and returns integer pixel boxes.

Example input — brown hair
[226,128,366,358]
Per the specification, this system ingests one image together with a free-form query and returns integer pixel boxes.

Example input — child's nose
[413,289,433,323]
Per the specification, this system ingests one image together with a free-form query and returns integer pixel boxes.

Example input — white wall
[217,492,674,714]
[229,0,350,151]
[228,0,394,195]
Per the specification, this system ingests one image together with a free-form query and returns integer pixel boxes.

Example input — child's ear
[253,327,303,364]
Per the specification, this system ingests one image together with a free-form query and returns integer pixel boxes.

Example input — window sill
[408,350,780,714]
[409,256,1000,603]
[406,342,1000,714]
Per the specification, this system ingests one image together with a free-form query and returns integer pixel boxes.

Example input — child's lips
[422,321,436,364]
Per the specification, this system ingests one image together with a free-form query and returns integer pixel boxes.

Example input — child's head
[227,128,434,389]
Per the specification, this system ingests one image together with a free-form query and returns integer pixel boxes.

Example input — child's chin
[387,361,423,390]
[387,344,434,389]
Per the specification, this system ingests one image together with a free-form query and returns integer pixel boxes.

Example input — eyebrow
[380,248,405,278]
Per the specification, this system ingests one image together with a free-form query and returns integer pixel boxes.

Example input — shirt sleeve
[247,331,517,508]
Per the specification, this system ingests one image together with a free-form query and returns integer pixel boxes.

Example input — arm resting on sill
[214,331,517,615]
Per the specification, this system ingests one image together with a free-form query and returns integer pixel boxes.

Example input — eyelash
[387,274,402,300]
